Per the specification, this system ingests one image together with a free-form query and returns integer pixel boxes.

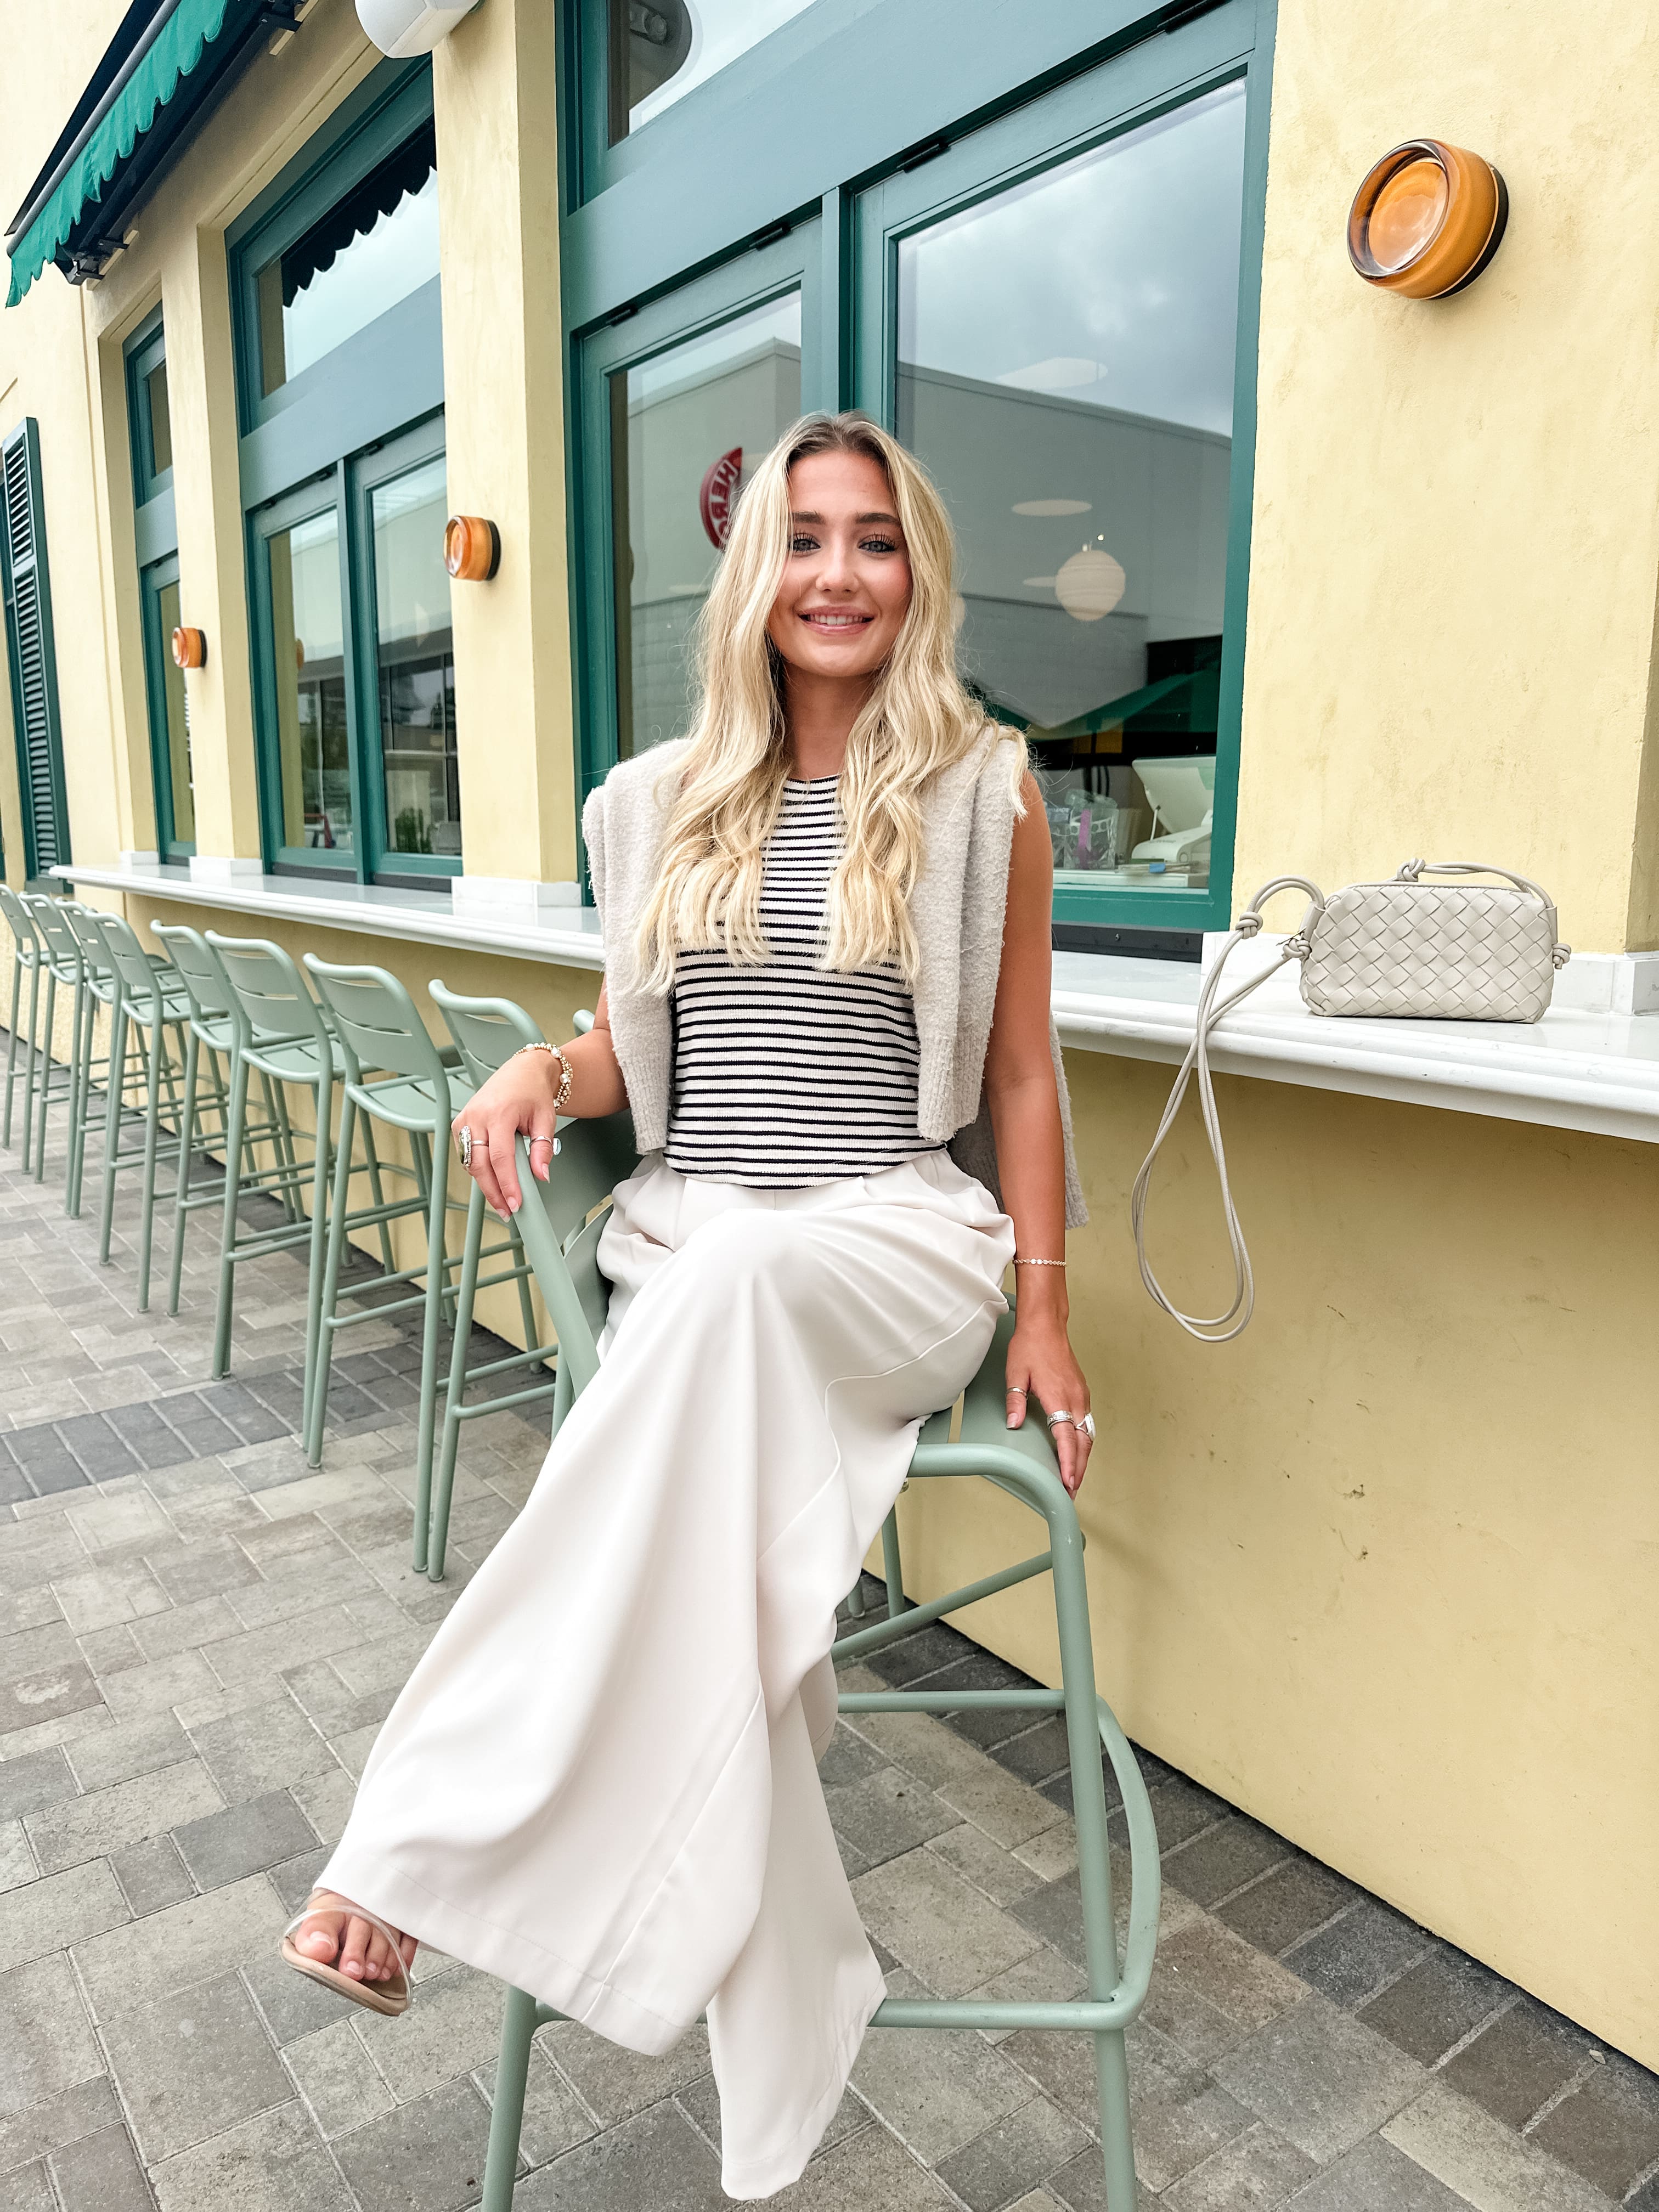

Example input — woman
[280,413,1093,2198]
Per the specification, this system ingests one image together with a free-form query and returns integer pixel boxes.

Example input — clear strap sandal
[279,1893,411,2017]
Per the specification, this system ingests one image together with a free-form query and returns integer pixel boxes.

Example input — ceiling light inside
[1012,498,1091,518]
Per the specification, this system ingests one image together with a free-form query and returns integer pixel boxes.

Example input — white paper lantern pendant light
[1055,535,1127,623]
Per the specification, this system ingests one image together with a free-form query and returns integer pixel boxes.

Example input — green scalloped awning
[6,0,235,308]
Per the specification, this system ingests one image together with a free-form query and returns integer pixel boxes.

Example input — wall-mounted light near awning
[171,626,206,670]
[1348,140,1509,300]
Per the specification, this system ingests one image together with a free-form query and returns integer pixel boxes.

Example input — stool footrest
[831,1548,1053,1662]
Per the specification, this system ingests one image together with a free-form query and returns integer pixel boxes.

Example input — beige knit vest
[583,728,1087,1228]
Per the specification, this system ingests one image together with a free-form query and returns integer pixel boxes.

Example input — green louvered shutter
[1,419,71,878]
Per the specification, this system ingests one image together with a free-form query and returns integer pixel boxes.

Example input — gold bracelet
[1014,1257,1066,1268]
[515,1040,573,1114]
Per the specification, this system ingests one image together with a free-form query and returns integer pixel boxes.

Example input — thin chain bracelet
[1014,1257,1066,1268]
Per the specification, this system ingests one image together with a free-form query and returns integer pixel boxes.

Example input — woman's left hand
[1005,1316,1093,1497]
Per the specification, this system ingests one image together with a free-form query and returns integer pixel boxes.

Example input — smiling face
[765,448,914,690]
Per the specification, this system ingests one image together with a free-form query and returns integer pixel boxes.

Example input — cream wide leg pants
[320,1148,1014,2198]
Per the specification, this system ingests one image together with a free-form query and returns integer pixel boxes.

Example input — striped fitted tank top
[665,776,940,1187]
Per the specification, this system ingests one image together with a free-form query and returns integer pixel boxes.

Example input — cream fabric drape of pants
[320,1149,1014,2198]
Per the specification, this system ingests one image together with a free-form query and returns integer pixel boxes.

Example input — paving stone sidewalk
[0,1107,1654,2212]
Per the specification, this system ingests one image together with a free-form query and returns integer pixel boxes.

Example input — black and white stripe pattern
[665,776,939,1187]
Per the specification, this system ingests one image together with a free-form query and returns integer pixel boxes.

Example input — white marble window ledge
[53,861,1659,1146]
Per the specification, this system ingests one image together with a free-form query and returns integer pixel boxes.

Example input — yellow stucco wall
[894,1051,1659,2066]
[1233,0,1659,953]
[0,0,1656,2079]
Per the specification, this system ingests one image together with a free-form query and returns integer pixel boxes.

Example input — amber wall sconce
[171,625,207,669]
[1348,140,1509,299]
[444,515,500,582]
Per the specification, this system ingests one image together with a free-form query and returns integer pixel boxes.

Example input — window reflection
[608,0,816,140]
[256,122,439,397]
[145,360,172,480]
[611,292,801,756]
[896,83,1246,892]
[371,455,459,860]
[268,509,351,854]
[155,577,194,848]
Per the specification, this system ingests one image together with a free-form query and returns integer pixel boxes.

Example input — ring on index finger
[1077,1413,1096,1443]
[455,1125,472,1170]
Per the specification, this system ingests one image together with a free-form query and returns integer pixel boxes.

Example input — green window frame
[228,60,455,884]
[562,0,1274,939]
[1,416,70,881]
[125,310,194,861]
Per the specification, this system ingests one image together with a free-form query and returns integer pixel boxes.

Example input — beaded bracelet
[1014,1257,1066,1268]
[515,1040,574,1115]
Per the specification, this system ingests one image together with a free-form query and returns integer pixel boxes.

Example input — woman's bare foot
[291,1891,417,1987]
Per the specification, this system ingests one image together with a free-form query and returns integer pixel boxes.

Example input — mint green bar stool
[57,902,134,1221]
[302,956,478,1567]
[480,1126,1159,2212]
[0,884,45,1164]
[424,980,563,1582]
[75,910,197,1304]
[206,932,399,1432]
[151,923,306,1317]
[19,893,83,1189]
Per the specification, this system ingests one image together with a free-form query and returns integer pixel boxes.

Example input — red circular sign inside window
[699,447,744,549]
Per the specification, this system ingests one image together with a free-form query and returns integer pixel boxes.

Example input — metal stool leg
[20,956,40,1172]
[167,1027,202,1317]
[31,968,55,1182]
[430,1176,489,1583]
[410,1129,451,1574]
[98,1005,131,1266]
[306,1086,357,1469]
[881,1506,911,1615]
[298,1063,335,1447]
[213,1048,251,1379]
[135,1019,167,1310]
[2,952,19,1147]
[481,1984,539,2212]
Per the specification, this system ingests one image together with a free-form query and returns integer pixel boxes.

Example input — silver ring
[1006,1385,1027,1397]
[528,1134,556,1150]
[1046,1409,1074,1429]
[455,1124,472,1170]
[1077,1413,1096,1443]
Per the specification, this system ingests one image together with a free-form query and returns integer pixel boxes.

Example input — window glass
[611,291,801,755]
[609,0,815,140]
[268,509,352,854]
[896,82,1246,895]
[154,576,194,846]
[145,360,172,480]
[255,122,439,397]
[371,454,459,859]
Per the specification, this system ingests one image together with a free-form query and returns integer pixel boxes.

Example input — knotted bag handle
[1389,860,1571,966]
[1130,877,1324,1345]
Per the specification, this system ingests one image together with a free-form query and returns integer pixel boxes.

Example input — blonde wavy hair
[632,412,1022,992]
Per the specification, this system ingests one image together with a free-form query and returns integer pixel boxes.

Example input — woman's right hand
[451,1051,562,1220]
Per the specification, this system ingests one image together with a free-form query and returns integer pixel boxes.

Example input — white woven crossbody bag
[1132,860,1572,1343]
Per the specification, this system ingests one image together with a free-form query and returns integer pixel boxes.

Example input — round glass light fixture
[1056,541,1126,623]
[1348,139,1508,299]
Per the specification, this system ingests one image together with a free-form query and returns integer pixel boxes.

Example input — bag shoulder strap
[1130,877,1324,1345]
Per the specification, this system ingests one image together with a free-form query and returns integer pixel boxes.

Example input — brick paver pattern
[0,1102,1654,2212]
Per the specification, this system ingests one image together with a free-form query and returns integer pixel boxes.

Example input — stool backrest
[508,1118,640,1399]
[22,894,82,981]
[152,923,237,1029]
[0,883,40,955]
[427,980,543,1089]
[206,933,329,1049]
[303,956,449,1086]
[89,911,168,1005]
[60,904,118,996]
